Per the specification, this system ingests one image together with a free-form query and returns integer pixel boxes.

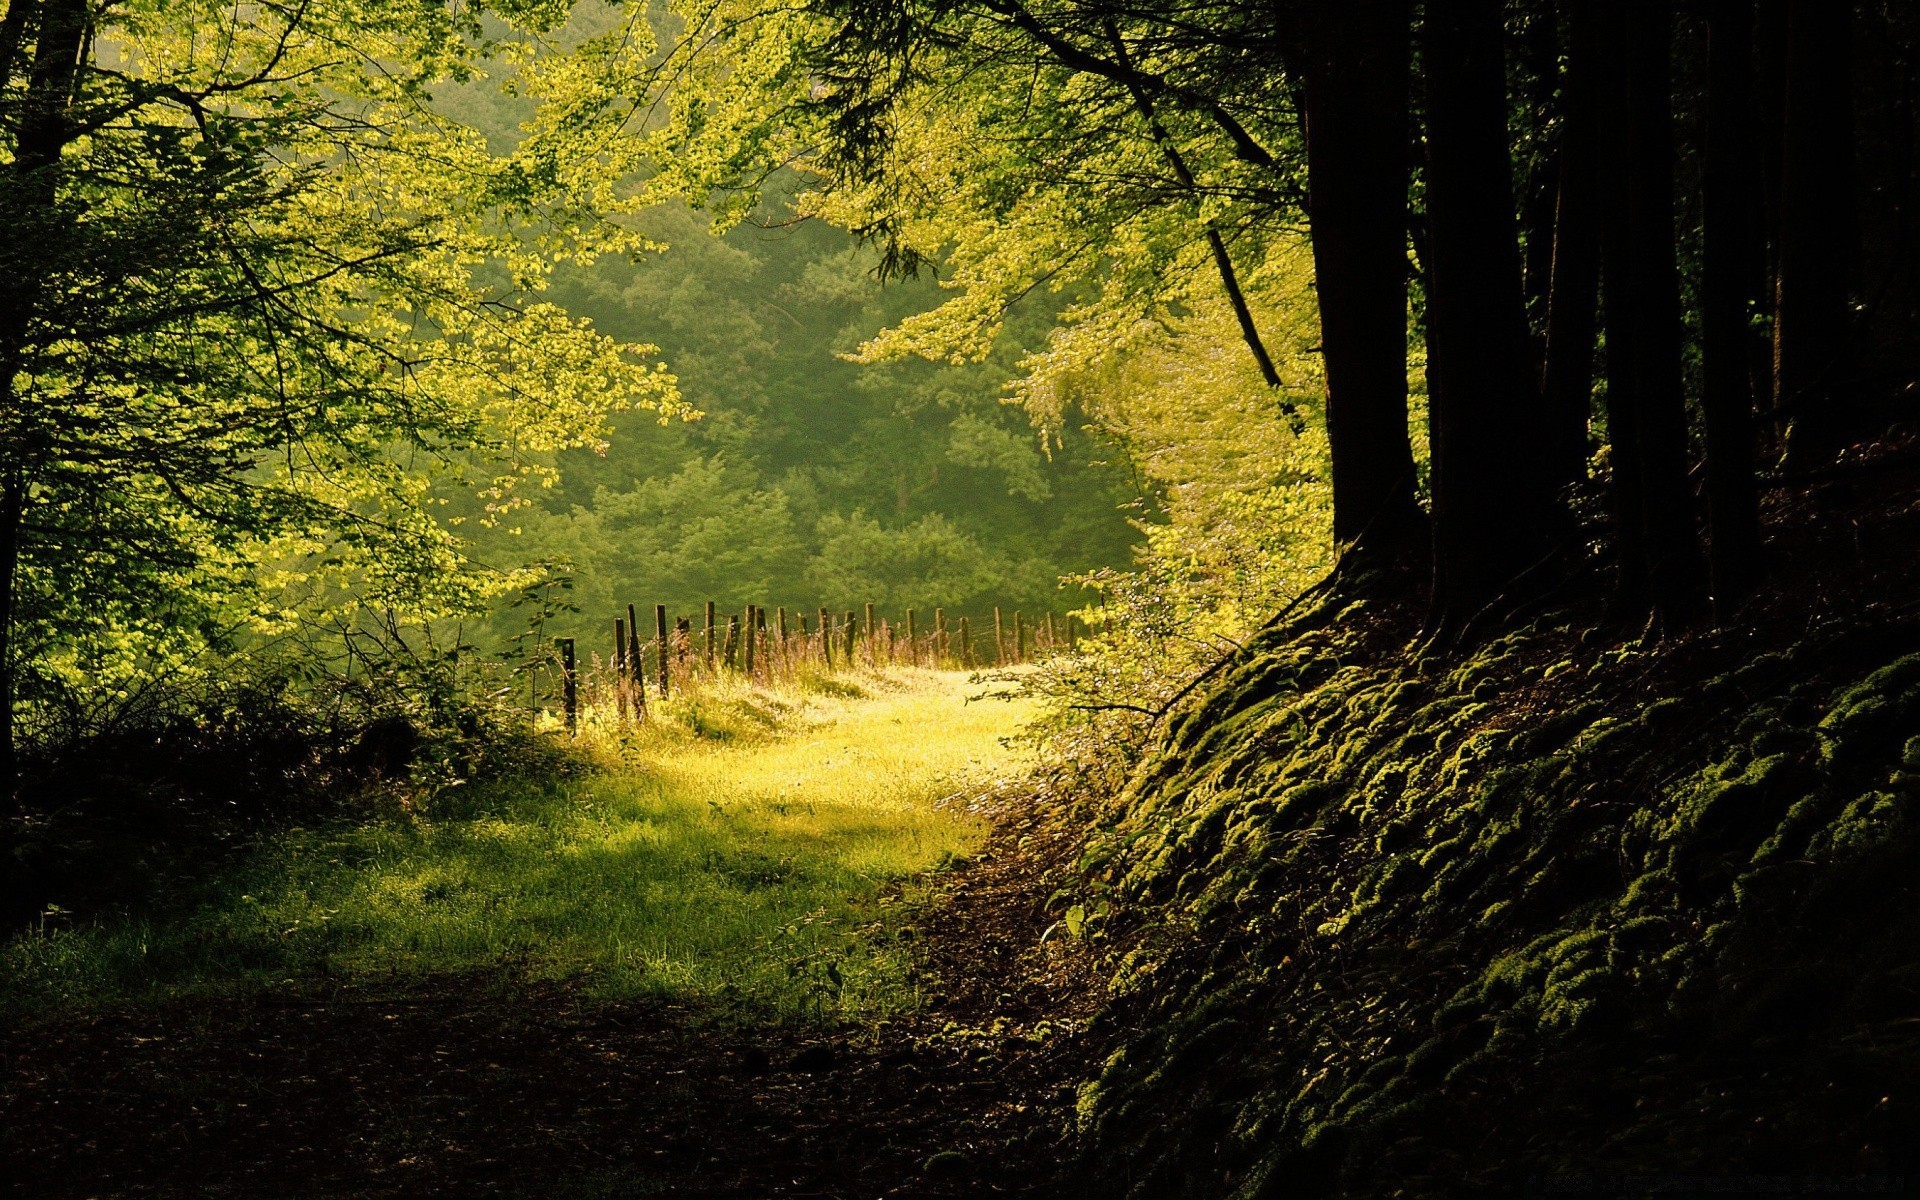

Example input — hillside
[1049,471,1920,1195]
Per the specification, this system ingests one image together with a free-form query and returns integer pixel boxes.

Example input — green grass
[3,669,1033,1022]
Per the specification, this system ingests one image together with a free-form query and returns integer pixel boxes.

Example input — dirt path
[3,790,1099,1199]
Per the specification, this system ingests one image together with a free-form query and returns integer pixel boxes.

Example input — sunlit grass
[2,669,1033,1022]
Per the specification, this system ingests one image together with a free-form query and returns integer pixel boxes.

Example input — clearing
[2,670,1095,1199]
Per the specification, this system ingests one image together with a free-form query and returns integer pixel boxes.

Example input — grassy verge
[3,668,1032,1023]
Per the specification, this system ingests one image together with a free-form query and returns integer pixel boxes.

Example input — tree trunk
[1598,0,1705,624]
[0,0,89,806]
[0,475,21,812]
[1775,0,1857,466]
[1299,0,1426,568]
[1540,0,1603,495]
[1421,0,1557,629]
[1702,0,1767,611]
[1517,0,1563,347]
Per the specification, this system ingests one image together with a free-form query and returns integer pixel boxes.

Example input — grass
[2,668,1034,1022]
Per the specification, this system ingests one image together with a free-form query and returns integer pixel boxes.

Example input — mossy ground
[1068,516,1920,1198]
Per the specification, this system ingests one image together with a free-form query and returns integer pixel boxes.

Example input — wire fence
[546,603,1081,731]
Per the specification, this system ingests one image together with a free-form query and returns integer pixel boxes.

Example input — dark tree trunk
[1702,0,1767,611]
[1299,0,1426,567]
[1625,2,1704,622]
[1775,0,1858,466]
[0,0,90,808]
[1540,0,1603,495]
[1751,0,1789,460]
[0,475,20,811]
[1517,0,1563,346]
[1597,0,1705,625]
[1421,0,1559,629]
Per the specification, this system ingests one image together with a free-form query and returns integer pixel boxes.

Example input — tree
[1420,0,1557,628]
[1295,0,1426,568]
[1774,0,1858,466]
[0,0,683,789]
[1701,0,1766,609]
[1596,0,1704,624]
[600,0,1423,586]
[1539,0,1603,496]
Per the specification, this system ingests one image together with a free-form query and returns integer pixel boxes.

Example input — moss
[1072,614,1920,1199]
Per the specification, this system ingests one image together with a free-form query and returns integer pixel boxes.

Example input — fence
[548,603,1080,732]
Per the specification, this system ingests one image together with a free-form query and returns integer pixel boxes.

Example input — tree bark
[1598,0,1704,624]
[1421,0,1558,629]
[1775,0,1857,466]
[1540,0,1603,496]
[0,474,21,810]
[0,0,90,805]
[1298,0,1426,568]
[1517,0,1563,347]
[1702,0,1766,611]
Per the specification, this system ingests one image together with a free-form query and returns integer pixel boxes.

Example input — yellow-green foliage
[3,671,1031,1022]
[1072,604,1920,1198]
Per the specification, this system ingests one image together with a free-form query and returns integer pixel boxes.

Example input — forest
[3,0,1919,1197]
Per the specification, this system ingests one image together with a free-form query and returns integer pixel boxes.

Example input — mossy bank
[1065,588,1920,1197]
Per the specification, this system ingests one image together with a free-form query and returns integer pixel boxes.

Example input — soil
[2,788,1102,1199]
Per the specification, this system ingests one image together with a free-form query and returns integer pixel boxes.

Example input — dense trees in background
[463,207,1142,645]
[625,0,1920,636]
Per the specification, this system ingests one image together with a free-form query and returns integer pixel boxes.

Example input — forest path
[3,672,1097,1198]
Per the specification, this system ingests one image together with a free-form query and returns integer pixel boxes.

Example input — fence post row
[551,600,1096,724]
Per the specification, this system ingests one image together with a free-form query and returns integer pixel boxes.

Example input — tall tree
[0,0,91,796]
[1539,0,1604,496]
[1598,0,1704,623]
[1775,0,1858,467]
[0,1,680,799]
[1421,0,1557,628]
[1296,0,1426,568]
[1702,0,1766,609]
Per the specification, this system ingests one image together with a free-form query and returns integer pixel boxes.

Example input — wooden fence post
[905,609,917,666]
[614,618,629,720]
[655,605,671,698]
[993,607,1005,666]
[864,602,875,664]
[704,601,717,671]
[723,615,740,669]
[629,599,645,710]
[959,616,973,668]
[844,610,857,663]
[935,608,947,665]
[1066,613,1078,652]
[818,607,833,668]
[744,605,757,676]
[1044,612,1056,656]
[559,637,577,734]
[1015,611,1027,664]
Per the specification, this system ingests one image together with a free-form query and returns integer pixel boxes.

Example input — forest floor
[2,672,1098,1198]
